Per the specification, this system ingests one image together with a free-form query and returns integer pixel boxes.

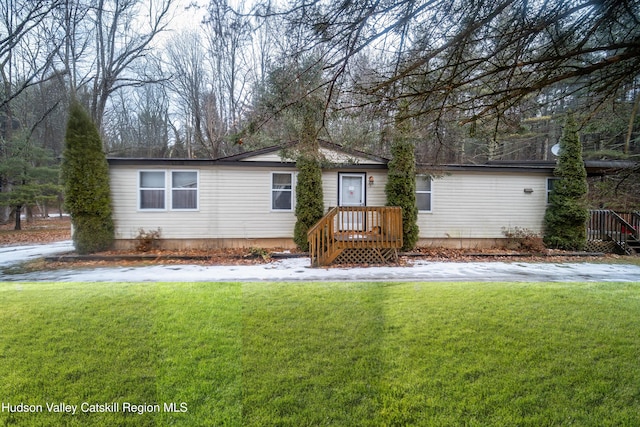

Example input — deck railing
[588,210,639,254]
[631,211,640,237]
[308,206,403,267]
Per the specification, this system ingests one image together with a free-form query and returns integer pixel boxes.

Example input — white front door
[339,173,365,230]
[339,173,365,206]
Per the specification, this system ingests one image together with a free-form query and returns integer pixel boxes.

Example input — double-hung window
[272,172,293,210]
[139,170,199,210]
[172,171,198,210]
[416,175,432,212]
[139,171,166,210]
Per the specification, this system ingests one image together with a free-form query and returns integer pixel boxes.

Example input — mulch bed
[2,216,624,269]
[43,248,294,269]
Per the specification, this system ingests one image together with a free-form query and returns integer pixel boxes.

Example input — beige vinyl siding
[110,166,214,239]
[111,162,550,244]
[210,167,296,238]
[110,165,296,240]
[366,171,388,206]
[418,171,549,239]
[321,170,388,208]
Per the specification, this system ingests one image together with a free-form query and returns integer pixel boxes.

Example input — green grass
[1,281,640,426]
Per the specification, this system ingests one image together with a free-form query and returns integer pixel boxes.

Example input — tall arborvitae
[385,106,419,251]
[294,155,324,251]
[543,113,589,250]
[293,108,324,251]
[61,99,114,254]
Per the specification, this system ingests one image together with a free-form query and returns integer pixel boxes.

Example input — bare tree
[103,84,169,156]
[88,0,173,131]
[0,0,63,113]
[204,0,253,136]
[257,0,640,141]
[54,0,92,95]
[165,30,207,157]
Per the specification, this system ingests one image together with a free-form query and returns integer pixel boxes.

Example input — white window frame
[138,170,200,211]
[271,172,295,211]
[416,175,433,213]
[138,170,166,211]
[171,170,199,211]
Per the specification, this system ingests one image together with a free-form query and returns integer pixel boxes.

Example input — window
[416,175,432,212]
[172,171,198,210]
[547,178,560,203]
[272,172,293,210]
[139,170,199,211]
[139,171,165,210]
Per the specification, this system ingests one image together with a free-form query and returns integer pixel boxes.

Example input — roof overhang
[107,150,637,177]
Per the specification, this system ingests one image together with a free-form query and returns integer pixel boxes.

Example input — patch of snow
[0,240,74,268]
[1,242,639,282]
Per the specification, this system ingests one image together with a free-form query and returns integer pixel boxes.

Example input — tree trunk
[14,205,22,230]
[625,91,640,154]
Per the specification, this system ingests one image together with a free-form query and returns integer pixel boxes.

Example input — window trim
[338,172,366,207]
[171,170,199,211]
[138,170,167,211]
[138,169,200,212]
[271,171,295,212]
[416,174,433,213]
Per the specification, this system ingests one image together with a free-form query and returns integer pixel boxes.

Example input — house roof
[418,161,556,174]
[107,143,636,176]
[214,140,390,165]
[107,140,389,168]
[483,160,638,176]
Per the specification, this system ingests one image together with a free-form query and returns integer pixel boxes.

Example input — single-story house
[107,141,563,250]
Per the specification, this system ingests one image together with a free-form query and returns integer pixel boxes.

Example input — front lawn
[1,281,639,426]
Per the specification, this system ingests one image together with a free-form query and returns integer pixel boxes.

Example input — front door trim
[338,172,366,207]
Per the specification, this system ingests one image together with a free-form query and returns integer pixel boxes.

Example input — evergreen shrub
[294,155,324,251]
[543,113,589,250]
[61,100,114,254]
[385,138,419,251]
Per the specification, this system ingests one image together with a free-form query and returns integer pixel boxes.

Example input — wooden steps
[588,210,639,255]
[308,206,403,267]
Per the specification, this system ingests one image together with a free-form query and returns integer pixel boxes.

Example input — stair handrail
[307,207,339,267]
[308,206,404,266]
[588,210,639,255]
[611,211,637,238]
[608,211,637,254]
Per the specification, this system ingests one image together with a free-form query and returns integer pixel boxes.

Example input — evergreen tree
[61,100,114,254]
[293,154,324,251]
[385,108,419,251]
[0,134,61,229]
[543,113,589,250]
[293,102,325,251]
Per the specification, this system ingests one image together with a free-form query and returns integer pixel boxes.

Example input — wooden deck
[588,210,640,255]
[307,206,403,267]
